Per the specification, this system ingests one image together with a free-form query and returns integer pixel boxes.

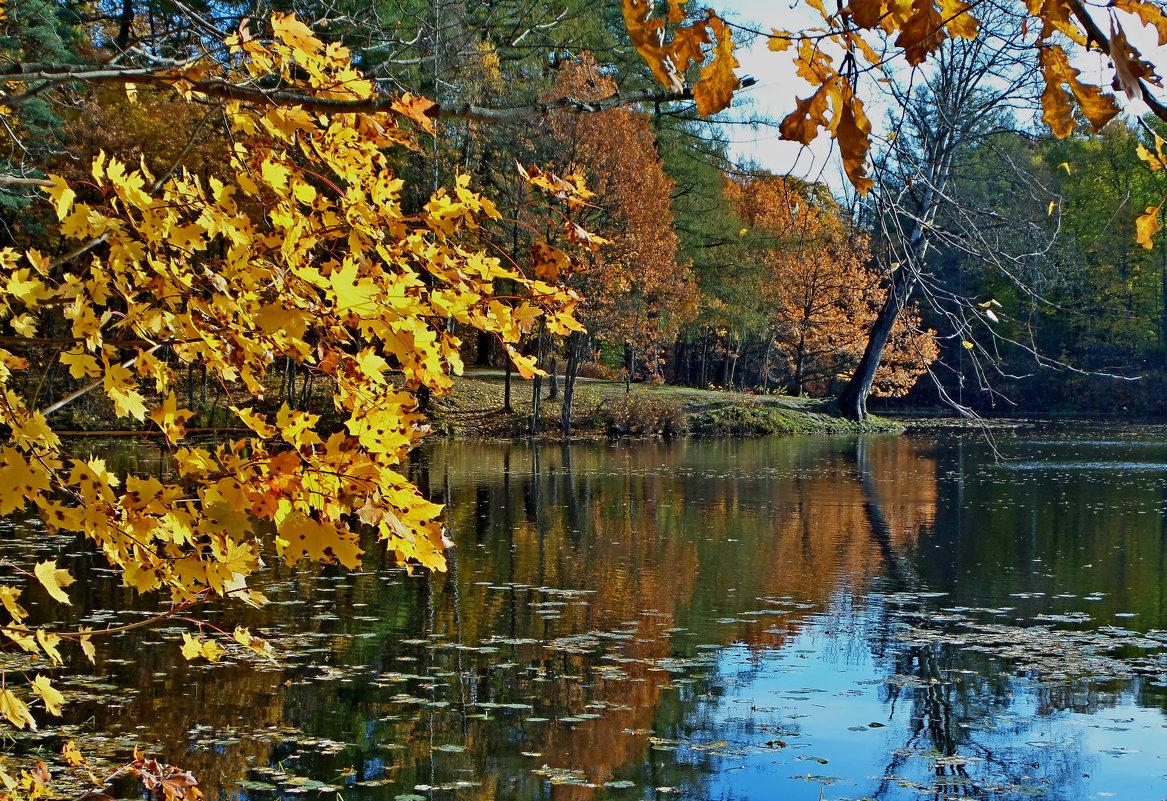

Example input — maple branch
[0,61,696,120]
[39,343,163,418]
[1063,0,1167,124]
[0,173,54,188]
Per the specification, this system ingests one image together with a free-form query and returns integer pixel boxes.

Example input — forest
[4,0,1167,436]
[0,0,1166,797]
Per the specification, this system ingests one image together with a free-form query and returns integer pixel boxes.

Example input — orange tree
[547,55,696,397]
[727,172,937,396]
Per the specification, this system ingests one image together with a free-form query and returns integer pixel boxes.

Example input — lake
[9,429,1167,801]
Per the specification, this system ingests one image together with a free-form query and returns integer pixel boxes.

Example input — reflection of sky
[712,0,1167,191]
[688,602,1167,800]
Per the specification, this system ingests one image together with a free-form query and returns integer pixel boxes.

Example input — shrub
[577,361,619,380]
[605,393,686,437]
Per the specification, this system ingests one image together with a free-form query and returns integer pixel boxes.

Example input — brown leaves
[1108,21,1161,104]
[780,85,834,145]
[125,754,203,801]
[837,99,875,193]
[620,0,738,116]
[845,0,885,30]
[1111,0,1167,46]
[623,0,685,92]
[692,15,740,117]
[1039,45,1120,136]
[896,0,947,65]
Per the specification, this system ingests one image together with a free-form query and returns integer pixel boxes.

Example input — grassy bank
[429,370,900,438]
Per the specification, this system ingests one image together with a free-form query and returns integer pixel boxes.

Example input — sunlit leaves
[180,633,223,663]
[692,16,740,117]
[0,11,590,731]
[1039,45,1120,137]
[622,0,1157,207]
[0,690,35,731]
[32,562,73,606]
[29,677,62,717]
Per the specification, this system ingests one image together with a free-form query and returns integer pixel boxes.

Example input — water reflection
[14,431,1167,799]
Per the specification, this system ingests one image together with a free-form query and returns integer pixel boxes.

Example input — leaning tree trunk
[837,276,916,420]
[838,127,953,421]
[530,319,546,435]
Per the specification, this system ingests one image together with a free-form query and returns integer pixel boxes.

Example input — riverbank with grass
[428,369,901,438]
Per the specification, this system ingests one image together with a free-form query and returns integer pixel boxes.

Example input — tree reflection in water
[14,433,1167,800]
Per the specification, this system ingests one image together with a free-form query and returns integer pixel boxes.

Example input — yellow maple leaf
[149,393,194,443]
[45,175,76,221]
[271,13,322,55]
[0,587,27,624]
[30,676,63,716]
[78,626,95,665]
[61,741,87,767]
[36,629,63,665]
[0,689,36,730]
[3,627,37,653]
[33,561,74,606]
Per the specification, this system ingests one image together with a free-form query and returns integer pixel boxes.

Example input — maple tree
[0,11,591,769]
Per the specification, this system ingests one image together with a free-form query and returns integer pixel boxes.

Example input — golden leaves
[180,632,223,662]
[623,0,685,92]
[0,18,588,735]
[1112,0,1167,46]
[693,16,740,117]
[938,0,979,39]
[836,99,875,193]
[391,94,439,132]
[29,677,62,717]
[1039,45,1120,136]
[0,690,35,730]
[896,0,947,65]
[621,0,739,116]
[33,562,73,606]
[149,393,194,443]
[45,175,75,221]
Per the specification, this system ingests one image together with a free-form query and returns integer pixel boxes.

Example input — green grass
[429,370,900,438]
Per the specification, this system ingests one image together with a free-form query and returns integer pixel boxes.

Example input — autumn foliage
[548,56,696,368]
[623,0,1167,213]
[727,174,938,396]
[0,14,588,737]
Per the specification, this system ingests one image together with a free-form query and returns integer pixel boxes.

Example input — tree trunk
[838,124,953,420]
[699,330,710,388]
[624,341,633,393]
[758,332,775,392]
[476,330,495,366]
[720,338,731,388]
[561,331,584,436]
[791,336,806,397]
[530,320,545,435]
[837,282,911,420]
[548,355,558,400]
[504,358,513,413]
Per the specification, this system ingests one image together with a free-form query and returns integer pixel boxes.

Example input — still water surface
[13,430,1167,801]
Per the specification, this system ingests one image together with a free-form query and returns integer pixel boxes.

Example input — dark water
[12,429,1167,801]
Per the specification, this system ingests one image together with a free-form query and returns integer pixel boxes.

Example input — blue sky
[711,0,1167,192]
